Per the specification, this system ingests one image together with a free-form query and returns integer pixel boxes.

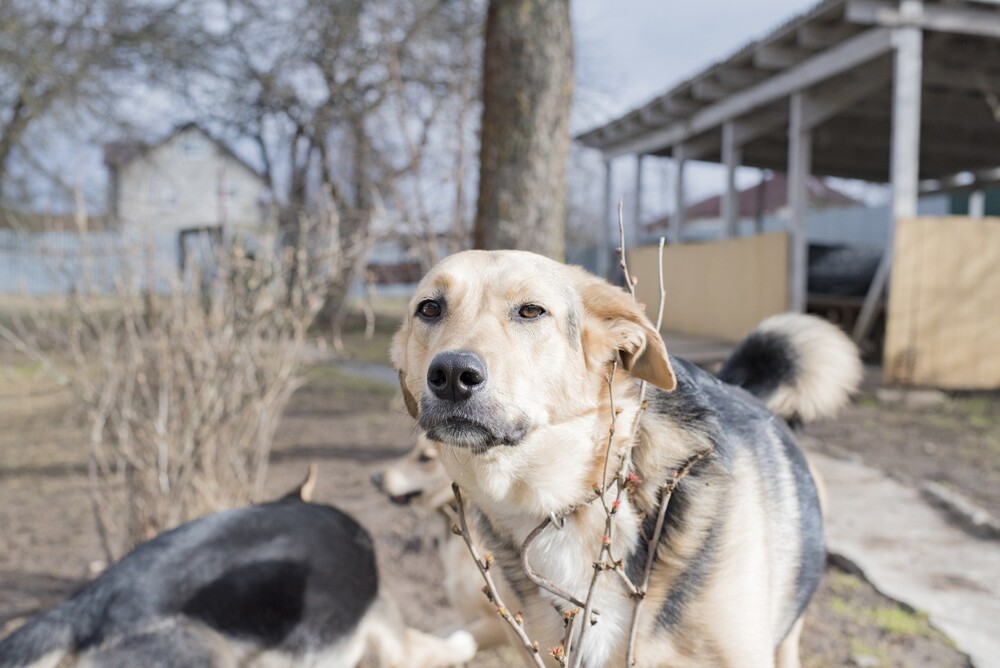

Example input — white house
[104,123,270,240]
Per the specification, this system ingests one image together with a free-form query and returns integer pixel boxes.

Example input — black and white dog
[0,471,475,668]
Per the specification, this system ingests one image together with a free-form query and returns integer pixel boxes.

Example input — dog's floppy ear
[391,325,419,418]
[577,274,676,392]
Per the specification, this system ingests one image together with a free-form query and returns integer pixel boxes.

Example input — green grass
[849,638,889,666]
[871,607,936,638]
[828,570,864,594]
[830,593,940,641]
[855,393,881,409]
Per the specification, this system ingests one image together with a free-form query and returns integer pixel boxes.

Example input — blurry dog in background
[0,468,475,668]
[390,250,860,667]
[371,440,511,655]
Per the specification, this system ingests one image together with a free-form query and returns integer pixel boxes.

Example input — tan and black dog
[391,250,860,668]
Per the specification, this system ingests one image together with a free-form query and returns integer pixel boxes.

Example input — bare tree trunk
[473,0,573,260]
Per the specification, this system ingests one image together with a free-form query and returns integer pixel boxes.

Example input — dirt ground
[0,331,980,666]
[804,374,1000,518]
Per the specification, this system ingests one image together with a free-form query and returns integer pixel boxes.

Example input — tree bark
[473,0,573,260]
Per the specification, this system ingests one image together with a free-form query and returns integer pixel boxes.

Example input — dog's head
[370,437,454,512]
[391,250,675,459]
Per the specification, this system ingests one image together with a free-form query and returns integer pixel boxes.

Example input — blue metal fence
[0,229,180,295]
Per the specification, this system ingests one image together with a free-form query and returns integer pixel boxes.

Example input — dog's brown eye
[417,450,435,463]
[417,299,442,320]
[518,304,546,319]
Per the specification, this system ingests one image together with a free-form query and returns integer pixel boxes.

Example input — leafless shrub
[1,215,335,559]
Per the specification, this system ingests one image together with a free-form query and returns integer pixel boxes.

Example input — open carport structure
[576,0,1000,347]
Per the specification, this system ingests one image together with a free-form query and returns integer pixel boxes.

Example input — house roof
[103,122,265,181]
[645,172,860,231]
[575,0,1000,186]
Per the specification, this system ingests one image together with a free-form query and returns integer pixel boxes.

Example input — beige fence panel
[884,217,1000,389]
[628,232,789,342]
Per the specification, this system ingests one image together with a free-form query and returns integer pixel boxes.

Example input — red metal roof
[645,172,860,231]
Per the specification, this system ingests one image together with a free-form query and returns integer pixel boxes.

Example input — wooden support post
[722,122,741,237]
[671,144,686,245]
[598,158,612,280]
[854,14,923,343]
[969,190,985,219]
[787,92,812,313]
[634,154,645,245]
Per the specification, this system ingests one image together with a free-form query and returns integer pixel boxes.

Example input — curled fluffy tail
[718,313,862,424]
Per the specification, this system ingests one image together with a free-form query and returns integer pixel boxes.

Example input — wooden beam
[813,123,1000,164]
[855,20,923,343]
[923,63,1000,95]
[602,28,894,159]
[682,134,722,160]
[671,144,686,245]
[634,154,644,244]
[638,106,675,126]
[731,111,789,145]
[599,159,612,280]
[798,23,860,49]
[802,66,894,128]
[844,89,1000,131]
[659,97,699,115]
[969,190,986,219]
[692,79,729,101]
[848,0,1000,40]
[716,67,768,88]
[722,122,741,237]
[788,92,812,313]
[753,44,810,70]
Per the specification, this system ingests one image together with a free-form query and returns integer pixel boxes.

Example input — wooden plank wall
[884,217,1000,389]
[628,232,789,342]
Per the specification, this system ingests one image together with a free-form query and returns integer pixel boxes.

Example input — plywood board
[884,217,1000,389]
[628,232,789,343]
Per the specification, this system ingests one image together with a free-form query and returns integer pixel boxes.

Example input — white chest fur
[498,500,643,668]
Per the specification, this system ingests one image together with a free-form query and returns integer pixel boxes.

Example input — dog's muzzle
[371,471,425,505]
[426,350,487,403]
[419,351,528,452]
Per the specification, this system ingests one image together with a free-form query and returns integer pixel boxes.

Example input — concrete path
[810,449,1000,668]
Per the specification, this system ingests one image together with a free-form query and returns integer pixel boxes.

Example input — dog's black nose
[427,351,487,402]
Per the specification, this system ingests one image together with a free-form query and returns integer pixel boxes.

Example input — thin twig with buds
[451,484,546,668]
[570,362,631,668]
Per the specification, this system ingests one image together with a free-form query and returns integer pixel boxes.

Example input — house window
[163,184,178,208]
[179,136,207,158]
